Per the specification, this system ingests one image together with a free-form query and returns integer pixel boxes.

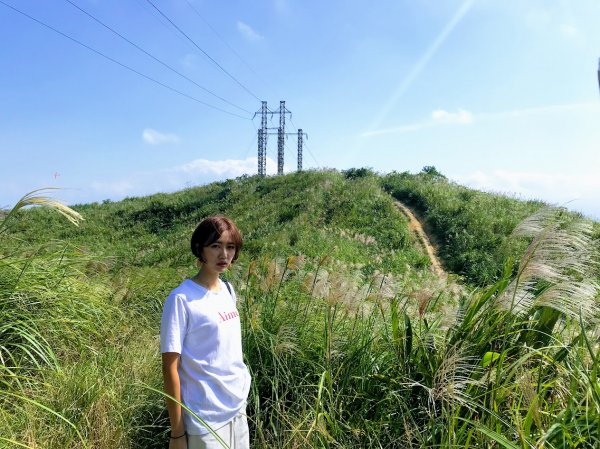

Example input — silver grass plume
[429,345,482,412]
[497,207,599,323]
[0,188,83,235]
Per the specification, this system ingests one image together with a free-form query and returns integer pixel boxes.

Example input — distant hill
[10,168,598,286]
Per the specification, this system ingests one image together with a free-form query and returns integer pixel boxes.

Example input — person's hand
[168,434,187,449]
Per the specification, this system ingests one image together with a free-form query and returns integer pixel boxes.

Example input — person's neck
[192,269,220,291]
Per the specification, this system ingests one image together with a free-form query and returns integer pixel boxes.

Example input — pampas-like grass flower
[430,346,482,412]
[0,188,83,236]
[497,207,599,324]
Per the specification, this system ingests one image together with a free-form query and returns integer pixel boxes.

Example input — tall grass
[1,174,598,448]
[382,170,546,285]
[0,191,168,448]
[238,206,598,448]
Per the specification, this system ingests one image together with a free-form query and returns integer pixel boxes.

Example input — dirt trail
[394,201,446,279]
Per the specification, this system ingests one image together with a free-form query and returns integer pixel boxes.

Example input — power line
[184,0,267,86]
[133,0,183,41]
[145,0,262,102]
[242,130,257,161]
[65,0,252,115]
[304,141,320,168]
[0,0,249,119]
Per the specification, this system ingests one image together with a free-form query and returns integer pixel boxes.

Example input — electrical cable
[289,115,310,167]
[0,0,250,119]
[242,131,257,161]
[184,0,267,86]
[304,141,320,168]
[283,138,295,173]
[65,0,253,115]
[289,116,303,135]
[145,0,262,102]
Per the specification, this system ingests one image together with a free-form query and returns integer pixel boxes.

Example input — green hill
[1,169,598,448]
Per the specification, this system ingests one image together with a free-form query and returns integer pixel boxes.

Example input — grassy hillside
[1,169,598,448]
[11,171,425,272]
[382,169,547,285]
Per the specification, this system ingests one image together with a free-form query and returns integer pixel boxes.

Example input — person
[160,215,251,449]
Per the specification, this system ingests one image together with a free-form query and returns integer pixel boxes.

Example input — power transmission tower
[297,129,307,171]
[255,100,298,176]
[256,101,268,176]
[277,101,288,175]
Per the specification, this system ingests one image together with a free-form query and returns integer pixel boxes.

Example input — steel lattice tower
[297,129,303,172]
[255,100,301,176]
[277,101,286,175]
[257,101,268,176]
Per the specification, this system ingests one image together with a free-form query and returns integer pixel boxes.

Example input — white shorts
[186,411,250,449]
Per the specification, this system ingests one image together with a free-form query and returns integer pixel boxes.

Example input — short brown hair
[190,215,243,263]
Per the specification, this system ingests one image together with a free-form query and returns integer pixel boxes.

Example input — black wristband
[170,432,186,439]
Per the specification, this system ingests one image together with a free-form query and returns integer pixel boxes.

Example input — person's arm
[162,352,187,448]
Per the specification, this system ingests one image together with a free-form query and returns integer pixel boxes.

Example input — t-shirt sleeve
[160,292,187,354]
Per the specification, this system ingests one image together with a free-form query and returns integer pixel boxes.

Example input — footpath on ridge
[394,201,447,279]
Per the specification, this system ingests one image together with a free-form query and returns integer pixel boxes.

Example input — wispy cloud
[362,108,473,137]
[237,21,263,42]
[176,157,273,177]
[142,128,180,145]
[559,23,581,40]
[365,0,475,133]
[518,4,587,44]
[432,109,473,124]
[79,157,277,204]
[362,102,598,137]
[452,170,600,219]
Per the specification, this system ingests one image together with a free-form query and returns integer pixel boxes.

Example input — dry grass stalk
[0,188,83,235]
[430,346,481,412]
[497,207,599,322]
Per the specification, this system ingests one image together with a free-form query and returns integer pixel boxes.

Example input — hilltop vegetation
[382,168,547,285]
[1,169,598,448]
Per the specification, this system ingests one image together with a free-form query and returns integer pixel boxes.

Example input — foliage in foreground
[1,173,599,448]
[239,206,600,448]
[0,173,428,448]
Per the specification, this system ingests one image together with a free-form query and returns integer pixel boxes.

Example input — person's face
[200,230,236,273]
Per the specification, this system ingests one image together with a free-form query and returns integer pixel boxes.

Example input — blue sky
[1,0,599,219]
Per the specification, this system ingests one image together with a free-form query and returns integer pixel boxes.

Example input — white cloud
[452,170,600,219]
[71,157,277,204]
[479,102,598,119]
[362,108,473,137]
[237,21,263,42]
[559,23,585,44]
[431,108,473,124]
[365,0,475,133]
[176,157,276,177]
[142,128,180,145]
[362,102,600,138]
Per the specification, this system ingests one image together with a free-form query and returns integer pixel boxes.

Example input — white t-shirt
[160,278,251,435]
